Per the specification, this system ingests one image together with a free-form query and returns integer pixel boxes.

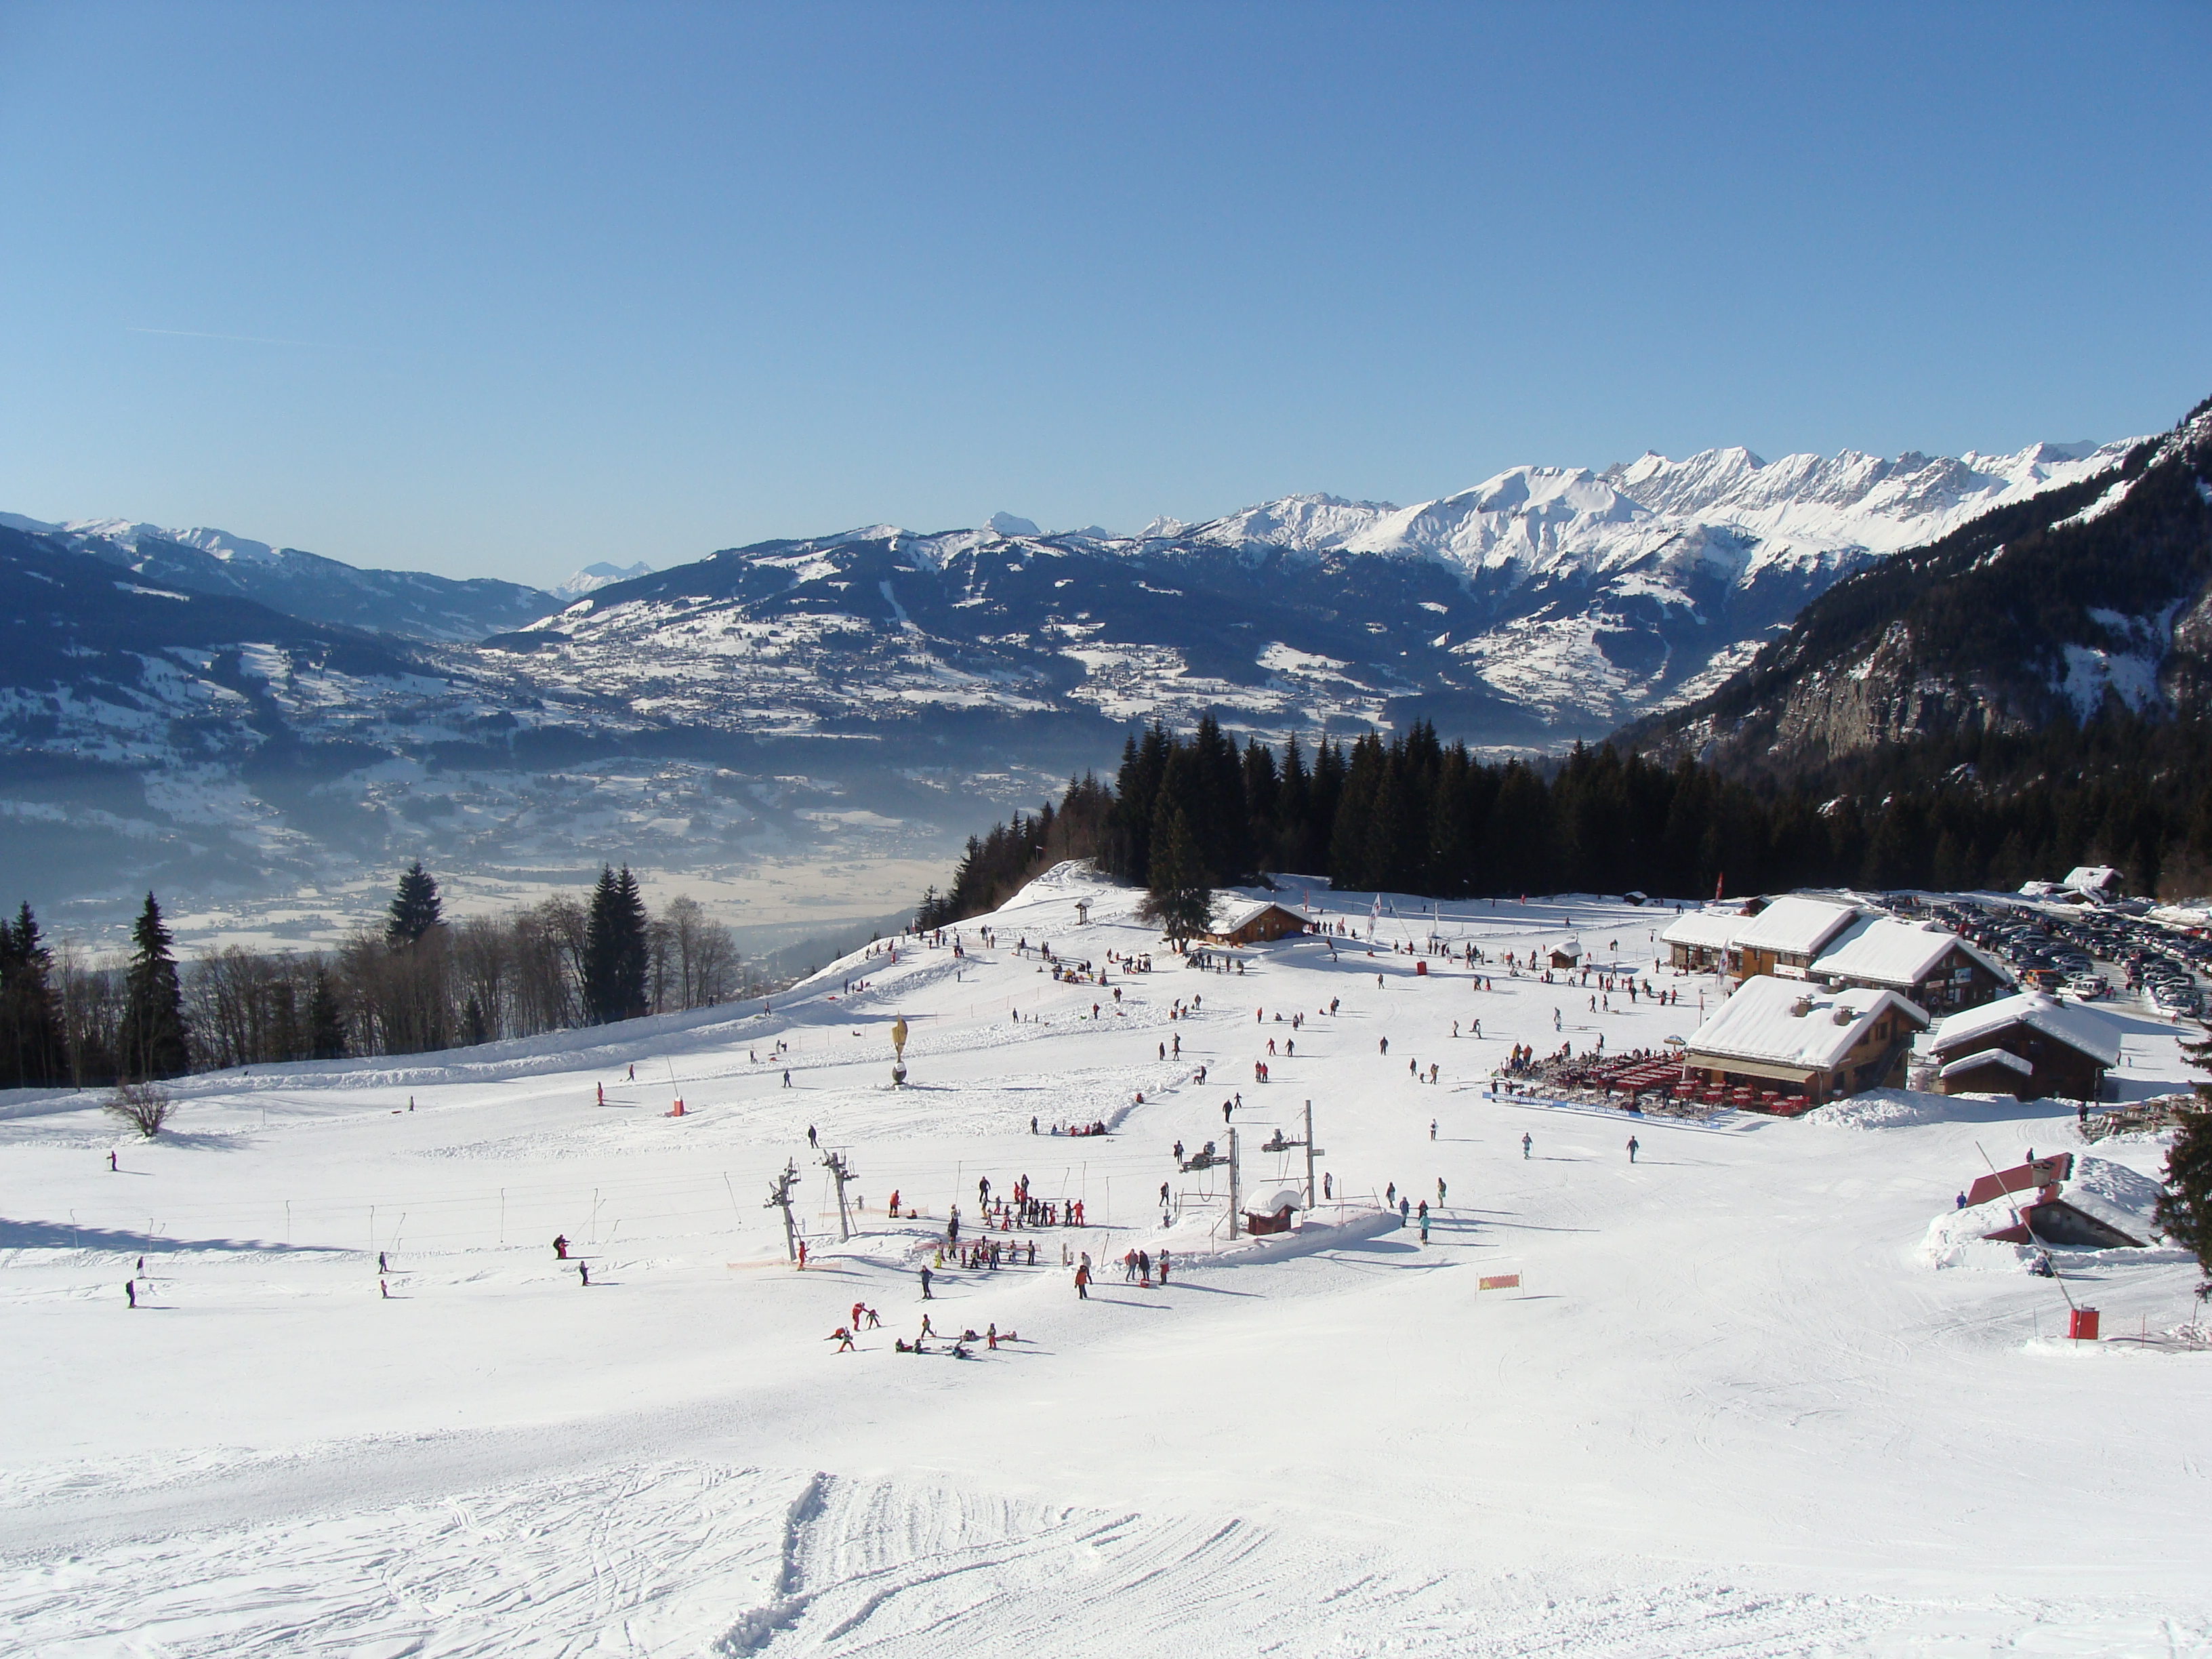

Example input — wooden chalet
[1923,991,2121,1103]
[1809,915,2013,1014]
[1203,899,1309,947]
[1683,976,1927,1106]
[1727,896,1864,983]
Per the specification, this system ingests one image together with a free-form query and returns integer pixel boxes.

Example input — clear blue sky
[2,2,2207,586]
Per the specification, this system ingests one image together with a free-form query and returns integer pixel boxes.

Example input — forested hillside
[917,713,2212,925]
[1626,392,2212,770]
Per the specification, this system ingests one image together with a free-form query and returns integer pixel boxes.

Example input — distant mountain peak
[985,512,1040,537]
[552,560,653,600]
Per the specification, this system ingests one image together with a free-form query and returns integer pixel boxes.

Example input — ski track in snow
[3,876,2209,1656]
[5,1458,2201,1656]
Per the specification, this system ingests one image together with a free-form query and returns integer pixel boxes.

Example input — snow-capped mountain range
[513,435,2135,741]
[0,430,2147,907]
[1625,401,2212,771]
[0,511,559,642]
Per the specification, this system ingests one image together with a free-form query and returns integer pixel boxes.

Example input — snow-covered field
[4,871,2208,1656]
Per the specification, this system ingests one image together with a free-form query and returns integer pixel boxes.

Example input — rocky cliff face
[1620,397,2212,773]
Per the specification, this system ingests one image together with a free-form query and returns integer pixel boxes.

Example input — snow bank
[1805,1088,2007,1130]
[1919,1206,2038,1271]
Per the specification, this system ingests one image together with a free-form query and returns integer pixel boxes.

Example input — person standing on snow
[578,1262,590,1287]
[125,1280,136,1309]
[1626,1136,1640,1164]
[920,1265,934,1299]
[1521,1132,1532,1160]
[1437,1178,1447,1205]
[553,1234,569,1260]
[1074,1260,1091,1298]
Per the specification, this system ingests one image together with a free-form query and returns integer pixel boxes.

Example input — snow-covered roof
[1206,897,1303,934]
[2064,866,2121,895]
[1732,896,1863,957]
[1939,1048,2033,1080]
[1552,937,1582,959]
[1811,916,2011,989]
[1660,909,1742,949]
[1687,977,1927,1072]
[1928,991,2123,1069]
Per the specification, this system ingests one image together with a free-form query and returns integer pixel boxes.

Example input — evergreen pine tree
[583,865,650,1023]
[385,861,444,947]
[120,893,190,1082]
[1139,806,1212,945]
[308,966,348,1060]
[0,902,68,1087]
[2154,1108,2212,1297]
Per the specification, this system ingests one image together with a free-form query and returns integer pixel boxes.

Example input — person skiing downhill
[578,1262,590,1287]
[553,1234,569,1260]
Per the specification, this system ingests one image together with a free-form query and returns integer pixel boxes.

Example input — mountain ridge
[1616,398,2212,775]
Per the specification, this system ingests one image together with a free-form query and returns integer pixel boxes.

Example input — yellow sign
[891,1017,909,1057]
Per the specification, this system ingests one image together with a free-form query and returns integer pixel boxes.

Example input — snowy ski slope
[2,868,2207,1656]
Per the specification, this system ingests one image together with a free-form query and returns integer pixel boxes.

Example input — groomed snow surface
[3,872,2209,1656]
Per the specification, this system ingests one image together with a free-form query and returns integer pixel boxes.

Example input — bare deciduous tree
[104,1080,173,1138]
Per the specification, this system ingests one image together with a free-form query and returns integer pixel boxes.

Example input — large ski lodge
[1662,897,2012,1014]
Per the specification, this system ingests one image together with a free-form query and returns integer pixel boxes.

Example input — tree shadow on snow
[1156,1279,1261,1298]
[2,1218,341,1254]
[1462,1216,1599,1234]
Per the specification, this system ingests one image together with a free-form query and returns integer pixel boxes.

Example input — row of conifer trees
[0,862,756,1089]
[916,714,2212,926]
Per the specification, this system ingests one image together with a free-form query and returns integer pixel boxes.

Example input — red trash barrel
[2068,1307,2100,1340]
